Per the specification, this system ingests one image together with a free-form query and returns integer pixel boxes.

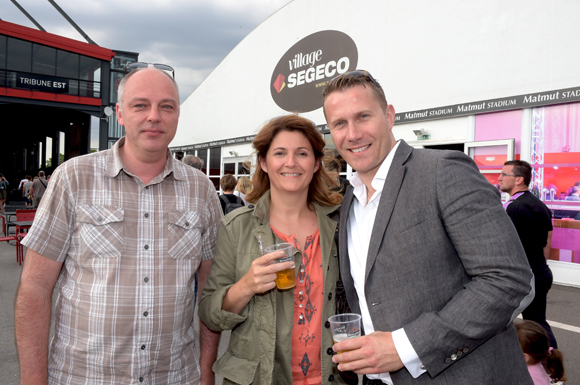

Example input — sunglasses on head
[332,69,379,88]
[124,62,175,79]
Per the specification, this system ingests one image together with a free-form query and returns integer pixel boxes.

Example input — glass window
[80,56,101,81]
[7,37,32,72]
[0,35,6,69]
[209,147,221,175]
[80,80,100,98]
[56,50,79,78]
[198,149,208,174]
[110,71,124,103]
[32,44,56,75]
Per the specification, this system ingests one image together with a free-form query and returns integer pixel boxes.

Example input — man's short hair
[220,175,237,192]
[117,68,180,112]
[39,171,45,177]
[182,155,204,170]
[504,160,532,186]
[322,71,388,114]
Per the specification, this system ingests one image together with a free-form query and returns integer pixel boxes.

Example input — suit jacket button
[450,354,457,361]
[325,321,330,328]
[444,357,451,364]
[327,347,333,355]
[463,347,469,353]
[457,350,463,357]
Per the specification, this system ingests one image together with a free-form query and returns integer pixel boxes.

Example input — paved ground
[1,239,578,384]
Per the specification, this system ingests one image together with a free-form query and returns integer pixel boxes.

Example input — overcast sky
[2,0,292,102]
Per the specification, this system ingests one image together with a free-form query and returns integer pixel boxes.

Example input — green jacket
[199,191,349,385]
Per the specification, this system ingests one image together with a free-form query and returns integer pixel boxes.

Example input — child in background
[516,320,566,385]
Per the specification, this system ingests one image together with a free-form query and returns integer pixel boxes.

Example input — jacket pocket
[76,205,124,258]
[167,210,202,259]
[213,350,259,385]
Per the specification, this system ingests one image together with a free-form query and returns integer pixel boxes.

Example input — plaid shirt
[22,138,222,384]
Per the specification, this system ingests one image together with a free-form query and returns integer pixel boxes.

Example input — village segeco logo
[271,30,358,113]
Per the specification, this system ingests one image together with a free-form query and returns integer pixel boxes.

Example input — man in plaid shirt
[15,66,222,384]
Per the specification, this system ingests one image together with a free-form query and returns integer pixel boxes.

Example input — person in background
[23,175,33,207]
[323,70,534,384]
[30,170,48,208]
[15,65,222,385]
[183,154,205,170]
[234,176,253,205]
[565,185,580,201]
[0,173,8,212]
[219,174,244,214]
[516,320,566,385]
[199,115,354,385]
[500,160,557,348]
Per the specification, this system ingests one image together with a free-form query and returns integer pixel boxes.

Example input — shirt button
[325,321,330,328]
[141,345,146,350]
[300,280,304,283]
[139,377,144,382]
[97,217,103,222]
[144,213,149,218]
[299,304,303,308]
[420,364,426,370]
[144,245,149,250]
[185,221,189,227]
[299,291,303,295]
[328,293,332,300]
[143,311,148,317]
[299,315,303,320]
[145,186,149,190]
[300,269,304,273]
[144,277,149,283]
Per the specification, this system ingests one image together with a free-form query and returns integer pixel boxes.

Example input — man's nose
[346,122,363,141]
[147,107,161,122]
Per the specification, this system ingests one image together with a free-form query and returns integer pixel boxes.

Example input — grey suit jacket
[339,141,534,384]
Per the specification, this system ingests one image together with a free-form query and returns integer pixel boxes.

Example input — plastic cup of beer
[264,242,295,290]
[328,313,361,355]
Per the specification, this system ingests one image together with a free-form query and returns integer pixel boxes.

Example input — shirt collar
[350,140,401,199]
[105,137,184,182]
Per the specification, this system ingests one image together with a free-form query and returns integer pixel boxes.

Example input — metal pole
[9,0,47,32]
[47,0,98,46]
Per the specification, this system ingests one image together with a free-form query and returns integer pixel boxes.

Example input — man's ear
[116,103,124,126]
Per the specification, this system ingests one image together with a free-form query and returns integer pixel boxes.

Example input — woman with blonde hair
[235,176,253,206]
[199,114,355,385]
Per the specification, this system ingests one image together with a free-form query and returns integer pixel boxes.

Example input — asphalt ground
[1,239,578,384]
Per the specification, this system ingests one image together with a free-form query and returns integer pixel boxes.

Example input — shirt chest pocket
[167,210,203,259]
[76,205,124,258]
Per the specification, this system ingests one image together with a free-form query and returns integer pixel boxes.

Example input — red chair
[15,209,36,265]
[0,234,22,264]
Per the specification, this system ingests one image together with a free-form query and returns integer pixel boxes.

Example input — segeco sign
[271,30,358,113]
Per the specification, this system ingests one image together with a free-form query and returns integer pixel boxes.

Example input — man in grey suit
[322,70,535,384]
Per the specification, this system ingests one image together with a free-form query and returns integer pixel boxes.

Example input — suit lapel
[365,141,413,281]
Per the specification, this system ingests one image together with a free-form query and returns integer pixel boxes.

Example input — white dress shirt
[347,141,426,384]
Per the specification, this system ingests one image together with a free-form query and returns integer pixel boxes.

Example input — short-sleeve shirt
[22,137,223,385]
[505,191,553,273]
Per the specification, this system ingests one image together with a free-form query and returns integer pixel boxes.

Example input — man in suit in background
[322,70,535,384]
